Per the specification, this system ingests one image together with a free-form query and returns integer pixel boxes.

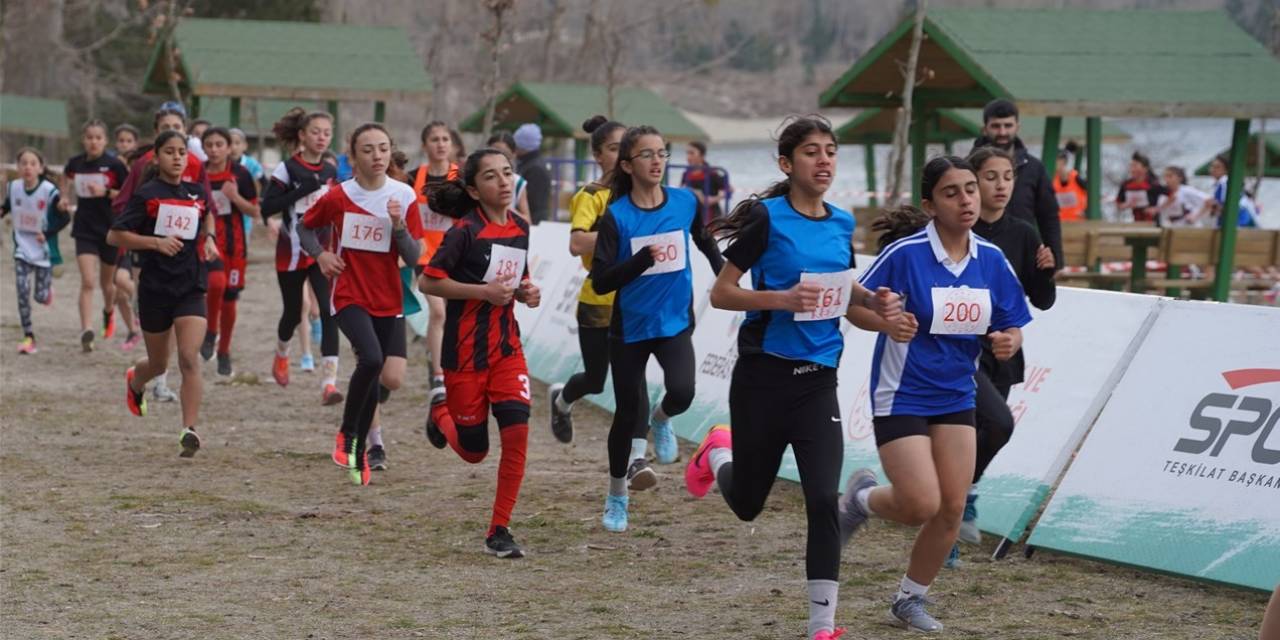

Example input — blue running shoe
[944,542,962,569]
[958,492,980,545]
[602,494,628,532]
[651,417,679,464]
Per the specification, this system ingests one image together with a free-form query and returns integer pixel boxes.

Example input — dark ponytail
[608,125,663,203]
[921,155,974,202]
[872,205,931,252]
[273,107,333,150]
[583,114,625,155]
[427,148,508,219]
[711,115,835,241]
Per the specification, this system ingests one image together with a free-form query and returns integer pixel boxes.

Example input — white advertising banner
[1029,300,1280,591]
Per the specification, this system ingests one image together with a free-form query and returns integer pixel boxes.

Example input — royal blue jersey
[590,186,723,343]
[858,221,1032,416]
[723,196,856,368]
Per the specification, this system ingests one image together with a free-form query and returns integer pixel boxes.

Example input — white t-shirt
[1155,185,1209,227]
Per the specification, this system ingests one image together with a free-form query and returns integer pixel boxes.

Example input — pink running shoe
[121,332,142,352]
[685,424,731,498]
[813,629,846,640]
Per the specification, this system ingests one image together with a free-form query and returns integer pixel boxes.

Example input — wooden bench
[1056,223,1131,289]
[1229,229,1280,292]
[1148,228,1218,295]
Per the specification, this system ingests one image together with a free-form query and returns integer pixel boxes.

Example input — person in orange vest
[1051,147,1088,222]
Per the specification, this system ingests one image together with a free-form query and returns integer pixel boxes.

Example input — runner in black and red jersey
[420,147,542,559]
[260,107,342,404]
[300,123,422,486]
[108,130,218,458]
[198,127,259,376]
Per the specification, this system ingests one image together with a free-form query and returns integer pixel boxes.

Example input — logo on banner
[698,312,744,381]
[1165,369,1280,488]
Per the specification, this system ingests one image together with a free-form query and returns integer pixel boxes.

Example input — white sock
[608,476,627,497]
[708,447,732,476]
[369,425,384,448]
[321,356,339,386]
[276,340,289,357]
[807,579,839,637]
[630,438,647,462]
[554,390,573,413]
[155,371,169,389]
[854,487,874,515]
[895,575,929,602]
[651,404,670,424]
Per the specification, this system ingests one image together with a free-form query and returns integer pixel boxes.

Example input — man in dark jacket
[514,123,551,225]
[972,99,1063,268]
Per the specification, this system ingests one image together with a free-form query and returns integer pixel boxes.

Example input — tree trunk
[540,0,565,81]
[480,0,514,138]
[885,2,926,208]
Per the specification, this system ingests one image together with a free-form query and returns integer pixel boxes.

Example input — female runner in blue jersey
[590,125,724,532]
[839,156,1032,633]
[684,116,903,640]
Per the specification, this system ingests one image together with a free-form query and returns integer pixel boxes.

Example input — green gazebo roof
[836,108,1130,146]
[0,94,70,138]
[459,82,707,142]
[1195,133,1280,178]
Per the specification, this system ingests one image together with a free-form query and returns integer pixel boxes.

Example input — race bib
[294,184,329,215]
[14,209,43,234]
[212,190,232,216]
[156,203,200,240]
[483,244,527,284]
[929,287,991,335]
[1055,191,1078,209]
[794,269,856,322]
[1125,190,1149,208]
[74,173,107,198]
[630,230,686,276]
[418,202,454,232]
[341,212,392,253]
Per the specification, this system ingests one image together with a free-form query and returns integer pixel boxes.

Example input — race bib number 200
[156,204,200,240]
[929,287,991,335]
[795,269,855,322]
[630,230,686,276]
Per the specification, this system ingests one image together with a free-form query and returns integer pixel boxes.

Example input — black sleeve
[1021,225,1056,311]
[1,195,10,216]
[426,223,471,277]
[113,192,149,233]
[690,203,724,274]
[590,211,655,294]
[721,202,769,272]
[1032,162,1063,267]
[1115,181,1127,203]
[110,156,129,188]
[260,169,319,219]
[237,166,257,202]
[524,165,551,223]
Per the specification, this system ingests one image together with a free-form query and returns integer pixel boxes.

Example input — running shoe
[368,445,388,471]
[309,317,322,346]
[484,526,525,558]
[602,494,628,533]
[957,493,981,545]
[299,352,315,372]
[685,424,731,498]
[152,383,178,403]
[125,367,147,417]
[179,428,201,458]
[121,332,142,352]
[424,387,448,449]
[81,329,95,353]
[102,310,115,339]
[216,353,232,377]
[321,383,344,406]
[890,594,943,632]
[651,413,679,464]
[200,333,216,362]
[813,629,846,640]
[332,430,354,467]
[272,354,290,387]
[838,468,878,547]
[17,336,36,355]
[547,383,574,444]
[627,458,657,491]
[944,543,962,569]
[349,449,370,486]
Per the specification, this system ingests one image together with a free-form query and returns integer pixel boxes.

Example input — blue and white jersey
[858,220,1032,416]
[1212,176,1258,228]
[723,196,856,368]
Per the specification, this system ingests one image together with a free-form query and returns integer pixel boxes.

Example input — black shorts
[385,316,407,359]
[75,237,120,265]
[872,410,977,448]
[139,290,206,333]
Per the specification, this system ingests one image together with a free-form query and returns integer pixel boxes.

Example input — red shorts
[444,353,531,427]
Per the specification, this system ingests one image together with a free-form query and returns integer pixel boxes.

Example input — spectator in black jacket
[971,99,1062,268]
[514,123,551,225]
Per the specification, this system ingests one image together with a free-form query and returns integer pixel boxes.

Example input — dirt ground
[0,234,1270,640]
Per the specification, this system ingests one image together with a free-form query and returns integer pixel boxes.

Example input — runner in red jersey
[260,108,343,403]
[420,148,542,559]
[198,127,259,376]
[299,123,423,486]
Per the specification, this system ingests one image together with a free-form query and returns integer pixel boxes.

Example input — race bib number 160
[630,230,686,276]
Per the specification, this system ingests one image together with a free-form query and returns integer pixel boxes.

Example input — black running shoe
[627,458,658,491]
[200,332,216,362]
[368,445,388,471]
[179,428,201,458]
[81,329,95,353]
[216,353,232,376]
[424,387,447,449]
[484,526,524,559]
[547,383,574,444]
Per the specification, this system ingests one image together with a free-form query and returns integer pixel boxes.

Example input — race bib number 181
[630,230,686,276]
[929,287,991,335]
[794,269,856,322]
[483,244,527,284]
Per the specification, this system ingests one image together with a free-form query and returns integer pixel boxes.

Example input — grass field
[0,236,1269,639]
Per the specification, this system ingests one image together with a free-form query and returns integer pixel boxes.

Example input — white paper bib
[630,230,686,276]
[1055,191,1079,209]
[929,286,992,335]
[794,269,856,322]
[483,244,528,284]
[1125,190,1150,208]
[74,173,107,198]
[212,190,232,216]
[156,203,200,240]
[295,185,329,216]
[340,212,392,253]
[14,209,43,234]
[418,202,454,232]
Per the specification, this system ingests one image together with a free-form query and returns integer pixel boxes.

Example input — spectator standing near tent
[681,141,729,225]
[514,124,551,225]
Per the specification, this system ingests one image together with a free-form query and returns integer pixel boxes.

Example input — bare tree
[480,0,515,138]
[540,0,566,81]
[884,2,926,208]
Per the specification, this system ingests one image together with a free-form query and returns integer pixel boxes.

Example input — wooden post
[327,100,339,151]
[229,97,241,128]
[1211,119,1251,302]
[190,95,201,119]
[374,101,386,124]
[911,108,927,206]
[943,140,953,155]
[1042,116,1062,178]
[1085,117,1102,220]
[864,144,879,207]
